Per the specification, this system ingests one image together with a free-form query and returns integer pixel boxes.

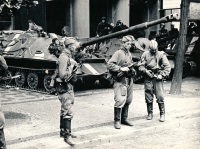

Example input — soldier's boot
[146,103,153,120]
[60,116,65,138]
[158,103,165,122]
[121,104,133,126]
[0,129,7,149]
[60,116,77,138]
[63,119,75,146]
[114,107,121,129]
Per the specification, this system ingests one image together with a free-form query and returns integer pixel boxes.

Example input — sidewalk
[4,77,200,149]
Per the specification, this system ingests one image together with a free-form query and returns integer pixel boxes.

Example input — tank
[1,13,179,93]
[157,21,200,79]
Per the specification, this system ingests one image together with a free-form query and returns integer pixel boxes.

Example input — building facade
[1,0,166,39]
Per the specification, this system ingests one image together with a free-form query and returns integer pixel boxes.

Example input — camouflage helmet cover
[121,35,135,43]
[149,40,158,50]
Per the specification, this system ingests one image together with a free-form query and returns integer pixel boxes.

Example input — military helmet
[149,40,158,50]
[64,38,76,46]
[121,35,135,43]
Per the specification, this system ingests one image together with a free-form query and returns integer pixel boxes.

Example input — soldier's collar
[122,47,128,53]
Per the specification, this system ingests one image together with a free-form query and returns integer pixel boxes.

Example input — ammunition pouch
[55,78,69,94]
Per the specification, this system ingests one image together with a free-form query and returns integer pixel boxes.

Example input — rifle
[117,63,136,78]
[65,64,82,83]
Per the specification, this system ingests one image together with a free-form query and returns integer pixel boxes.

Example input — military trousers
[0,111,5,129]
[144,76,165,104]
[58,89,74,119]
[113,78,134,108]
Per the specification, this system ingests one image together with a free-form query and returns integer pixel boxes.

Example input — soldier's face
[55,40,59,45]
[150,48,157,54]
[124,42,132,51]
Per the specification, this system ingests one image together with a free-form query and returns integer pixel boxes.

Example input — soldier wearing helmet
[107,35,136,129]
[137,40,171,122]
[48,38,64,59]
[55,37,79,146]
[0,53,8,149]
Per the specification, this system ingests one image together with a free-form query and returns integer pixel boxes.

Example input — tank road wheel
[15,72,26,87]
[43,74,55,93]
[27,73,39,89]
[4,70,13,85]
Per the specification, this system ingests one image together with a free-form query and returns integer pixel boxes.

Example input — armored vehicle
[0,13,179,93]
[157,21,200,78]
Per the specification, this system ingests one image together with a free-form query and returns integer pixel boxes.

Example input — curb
[58,117,200,149]
[6,115,200,149]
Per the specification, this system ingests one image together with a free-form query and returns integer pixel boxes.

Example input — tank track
[3,65,56,95]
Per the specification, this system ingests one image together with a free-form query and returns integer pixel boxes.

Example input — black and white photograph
[0,0,200,148]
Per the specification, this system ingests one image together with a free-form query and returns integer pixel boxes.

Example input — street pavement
[1,76,200,149]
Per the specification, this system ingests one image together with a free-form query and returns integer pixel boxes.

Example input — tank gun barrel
[80,13,179,47]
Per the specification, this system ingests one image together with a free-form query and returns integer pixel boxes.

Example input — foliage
[0,0,38,16]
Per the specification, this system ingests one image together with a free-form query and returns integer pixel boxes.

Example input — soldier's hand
[131,68,136,76]
[120,67,129,72]
[145,70,154,78]
[70,59,78,67]
[157,74,163,80]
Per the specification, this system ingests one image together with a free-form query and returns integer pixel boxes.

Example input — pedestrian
[137,40,171,122]
[55,37,79,146]
[156,23,169,40]
[27,20,48,38]
[0,51,7,149]
[61,26,71,37]
[107,35,136,129]
[169,24,179,36]
[96,17,113,37]
[187,21,198,37]
[112,20,128,33]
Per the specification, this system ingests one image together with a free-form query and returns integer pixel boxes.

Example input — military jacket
[0,55,8,72]
[138,51,171,77]
[107,47,133,72]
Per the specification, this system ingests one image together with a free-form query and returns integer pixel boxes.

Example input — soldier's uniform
[0,55,7,149]
[107,35,136,129]
[138,40,171,122]
[56,38,78,146]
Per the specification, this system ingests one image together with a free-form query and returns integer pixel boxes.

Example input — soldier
[0,51,7,149]
[137,40,171,122]
[55,37,79,146]
[107,35,136,129]
[48,38,63,59]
